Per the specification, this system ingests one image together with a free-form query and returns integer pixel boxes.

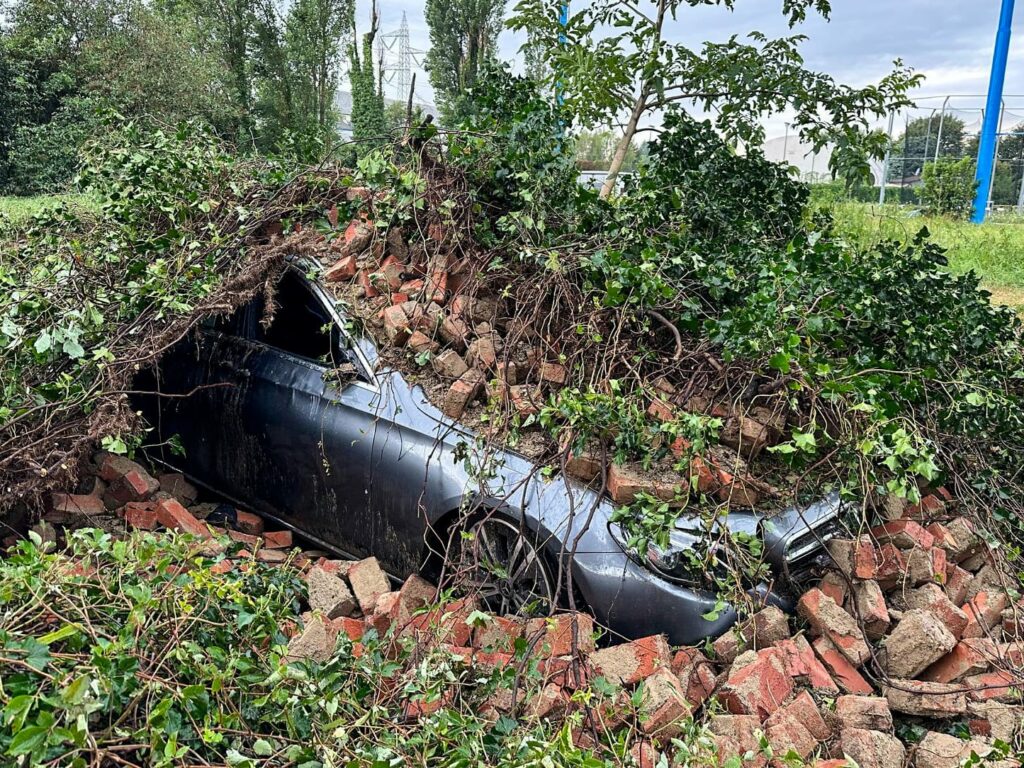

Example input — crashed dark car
[137,262,842,645]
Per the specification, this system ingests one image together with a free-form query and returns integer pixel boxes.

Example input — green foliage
[0,530,630,766]
[0,119,290,494]
[347,3,387,155]
[509,0,921,191]
[887,115,967,182]
[921,157,977,219]
[424,0,506,126]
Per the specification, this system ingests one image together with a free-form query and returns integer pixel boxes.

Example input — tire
[451,512,556,617]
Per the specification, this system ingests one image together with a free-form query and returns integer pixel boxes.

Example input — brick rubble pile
[24,450,1023,768]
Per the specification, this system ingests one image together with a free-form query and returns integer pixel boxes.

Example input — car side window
[253,272,369,384]
[254,272,336,361]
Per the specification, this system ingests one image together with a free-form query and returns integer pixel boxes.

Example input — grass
[828,202,1024,310]
[0,194,97,226]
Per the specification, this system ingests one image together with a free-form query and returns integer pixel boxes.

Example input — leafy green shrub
[0,530,638,767]
[921,157,977,218]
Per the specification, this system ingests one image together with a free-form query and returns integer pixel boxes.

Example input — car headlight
[645,529,724,586]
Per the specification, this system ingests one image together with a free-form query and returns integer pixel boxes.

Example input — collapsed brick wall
[26,451,1024,768]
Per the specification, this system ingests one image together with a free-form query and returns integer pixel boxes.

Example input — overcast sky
[372,0,1024,139]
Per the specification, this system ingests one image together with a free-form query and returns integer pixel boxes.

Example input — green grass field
[828,202,1024,310]
[0,194,97,226]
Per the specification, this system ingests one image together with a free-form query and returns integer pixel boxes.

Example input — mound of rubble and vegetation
[2,68,1024,765]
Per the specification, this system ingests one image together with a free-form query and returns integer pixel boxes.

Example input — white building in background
[759,134,888,187]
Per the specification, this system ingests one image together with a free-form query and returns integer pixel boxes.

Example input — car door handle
[219,360,251,378]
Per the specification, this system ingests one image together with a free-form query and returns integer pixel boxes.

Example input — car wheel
[456,514,556,617]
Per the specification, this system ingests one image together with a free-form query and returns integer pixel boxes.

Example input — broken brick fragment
[834,695,893,732]
[525,612,595,657]
[155,498,211,539]
[962,590,1009,639]
[811,637,873,695]
[884,679,967,717]
[103,468,160,508]
[921,639,996,684]
[120,502,159,531]
[827,537,877,580]
[798,588,870,665]
[262,530,293,549]
[347,556,391,614]
[233,510,264,536]
[775,635,839,693]
[589,634,672,686]
[442,369,485,419]
[716,647,793,721]
[883,609,956,679]
[870,519,935,550]
[325,255,357,282]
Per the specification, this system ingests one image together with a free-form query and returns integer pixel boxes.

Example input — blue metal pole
[973,0,1016,223]
[556,3,569,107]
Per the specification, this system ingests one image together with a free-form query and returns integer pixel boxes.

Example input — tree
[285,0,353,134]
[347,0,386,151]
[887,115,966,182]
[509,0,921,198]
[920,157,976,219]
[425,0,505,125]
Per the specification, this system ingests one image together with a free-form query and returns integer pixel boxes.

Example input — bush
[921,157,977,218]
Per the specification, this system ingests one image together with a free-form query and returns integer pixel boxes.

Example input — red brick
[263,530,293,549]
[539,362,569,387]
[638,667,690,738]
[472,614,524,650]
[467,336,500,371]
[962,590,1009,639]
[407,330,439,355]
[432,349,469,379]
[589,634,672,685]
[798,588,870,665]
[851,580,890,640]
[96,453,146,483]
[671,647,718,707]
[765,690,829,762]
[964,670,1021,702]
[874,543,906,589]
[347,556,391,613]
[564,447,603,483]
[256,548,288,563]
[400,278,424,295]
[383,304,411,345]
[905,583,968,639]
[157,472,197,504]
[525,612,595,657]
[921,639,995,684]
[775,635,839,693]
[330,616,366,641]
[884,679,967,717]
[426,271,447,304]
[715,469,762,508]
[904,493,945,520]
[49,493,105,520]
[325,255,357,281]
[870,519,935,550]
[884,609,956,679]
[827,537,877,580]
[835,695,893,732]
[838,728,905,768]
[121,502,159,530]
[647,398,674,422]
[442,369,484,419]
[156,498,211,539]
[720,415,771,459]
[716,647,793,721]
[210,559,233,575]
[103,469,160,507]
[357,269,379,298]
[523,682,568,721]
[688,455,719,494]
[926,522,958,551]
[607,462,686,506]
[945,563,974,605]
[812,637,874,695]
[405,598,478,646]
[818,571,849,606]
[233,510,264,536]
[710,715,766,767]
